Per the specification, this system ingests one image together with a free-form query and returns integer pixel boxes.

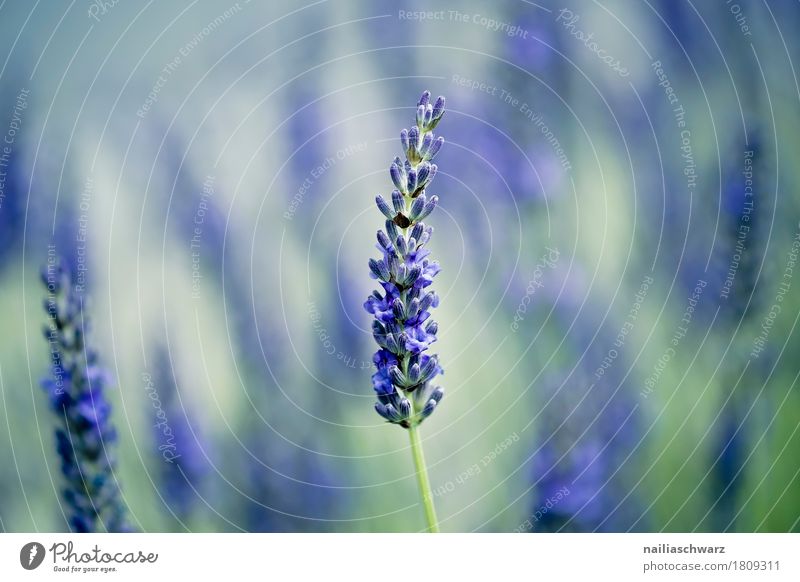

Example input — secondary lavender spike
[40,259,130,532]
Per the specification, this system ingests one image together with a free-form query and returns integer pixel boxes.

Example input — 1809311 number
[735,560,779,571]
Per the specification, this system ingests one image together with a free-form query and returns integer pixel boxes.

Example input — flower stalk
[408,420,439,532]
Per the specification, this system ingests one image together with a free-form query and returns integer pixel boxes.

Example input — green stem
[408,421,439,532]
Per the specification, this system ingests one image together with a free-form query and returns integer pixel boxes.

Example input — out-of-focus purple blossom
[529,304,644,532]
[708,139,762,531]
[152,346,210,523]
[40,258,130,532]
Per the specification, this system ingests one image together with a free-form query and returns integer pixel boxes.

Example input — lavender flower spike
[41,258,130,532]
[364,91,446,532]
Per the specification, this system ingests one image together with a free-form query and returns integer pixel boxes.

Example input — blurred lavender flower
[40,258,129,532]
[0,153,25,271]
[151,346,209,524]
[240,438,340,533]
[709,139,763,531]
[364,90,446,427]
[529,305,644,532]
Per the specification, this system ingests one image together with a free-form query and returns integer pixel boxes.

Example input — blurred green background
[0,0,798,532]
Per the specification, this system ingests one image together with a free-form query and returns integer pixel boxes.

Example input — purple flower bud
[392,298,405,321]
[369,258,390,281]
[426,136,444,161]
[416,105,425,128]
[417,195,438,221]
[385,334,401,353]
[409,363,421,384]
[417,225,433,246]
[375,194,394,219]
[423,104,433,126]
[392,189,404,213]
[385,220,399,241]
[419,132,433,156]
[419,356,438,383]
[400,128,409,152]
[421,399,437,419]
[432,96,445,119]
[408,126,419,149]
[375,403,392,421]
[396,234,408,256]
[389,366,406,387]
[377,230,391,250]
[405,265,422,287]
[418,90,431,107]
[409,194,427,221]
[416,163,431,186]
[407,169,418,194]
[387,252,401,278]
[419,292,436,313]
[384,403,401,421]
[390,163,405,193]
